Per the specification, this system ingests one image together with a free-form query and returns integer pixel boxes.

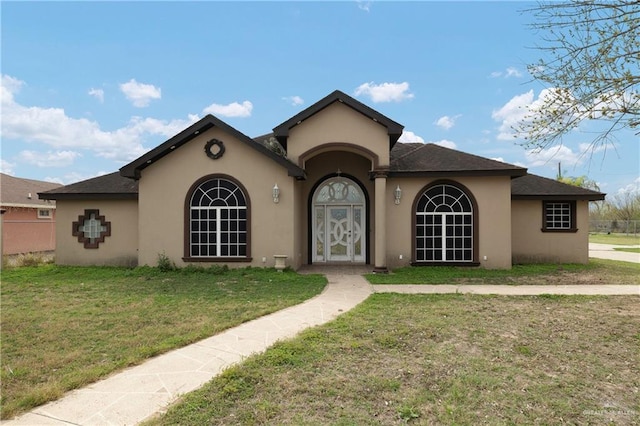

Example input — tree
[517,1,639,151]
[556,173,601,191]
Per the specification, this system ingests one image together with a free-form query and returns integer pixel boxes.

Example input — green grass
[365,258,640,285]
[147,294,640,425]
[589,233,640,245]
[614,247,640,253]
[0,265,326,419]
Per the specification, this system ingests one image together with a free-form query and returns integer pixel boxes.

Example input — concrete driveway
[589,243,640,263]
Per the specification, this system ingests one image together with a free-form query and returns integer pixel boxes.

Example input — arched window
[187,177,248,258]
[415,183,475,263]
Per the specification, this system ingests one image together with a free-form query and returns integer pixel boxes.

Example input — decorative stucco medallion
[204,139,225,160]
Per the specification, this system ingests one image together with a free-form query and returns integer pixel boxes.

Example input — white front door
[312,177,366,263]
[314,204,365,263]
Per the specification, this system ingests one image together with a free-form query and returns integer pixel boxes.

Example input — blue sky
[2,1,638,196]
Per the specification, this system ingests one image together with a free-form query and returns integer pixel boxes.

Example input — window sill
[182,257,253,263]
[541,228,578,233]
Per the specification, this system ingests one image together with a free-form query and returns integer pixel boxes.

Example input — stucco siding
[512,199,589,263]
[55,200,138,266]
[287,102,390,167]
[137,127,296,268]
[386,176,513,269]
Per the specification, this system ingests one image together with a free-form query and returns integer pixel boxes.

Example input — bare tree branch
[516,0,640,151]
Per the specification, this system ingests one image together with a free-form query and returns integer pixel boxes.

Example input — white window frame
[37,208,52,219]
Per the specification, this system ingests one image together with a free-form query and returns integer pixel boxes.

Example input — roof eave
[388,169,527,178]
[38,192,139,201]
[512,194,606,201]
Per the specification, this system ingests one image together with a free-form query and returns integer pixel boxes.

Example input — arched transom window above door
[312,177,366,263]
[314,178,365,204]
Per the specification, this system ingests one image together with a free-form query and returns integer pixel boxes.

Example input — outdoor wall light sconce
[394,185,402,204]
[273,183,280,203]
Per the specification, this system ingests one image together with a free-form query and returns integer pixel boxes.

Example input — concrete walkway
[374,284,639,295]
[589,243,640,263]
[5,273,373,426]
[6,267,639,425]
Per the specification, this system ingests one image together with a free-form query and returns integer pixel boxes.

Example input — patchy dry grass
[148,294,640,425]
[0,265,326,419]
[365,259,640,285]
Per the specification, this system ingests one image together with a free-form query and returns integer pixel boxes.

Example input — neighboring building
[40,90,605,270]
[1,173,61,255]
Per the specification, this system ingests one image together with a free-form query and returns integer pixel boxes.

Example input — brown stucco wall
[137,127,296,268]
[1,206,57,255]
[286,102,390,167]
[55,200,138,266]
[386,175,514,269]
[511,199,590,263]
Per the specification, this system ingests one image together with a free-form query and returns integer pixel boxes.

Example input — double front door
[314,205,365,262]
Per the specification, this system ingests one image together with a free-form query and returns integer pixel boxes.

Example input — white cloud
[434,114,460,130]
[119,79,161,107]
[354,81,414,103]
[431,140,457,149]
[356,1,371,12]
[490,67,523,78]
[1,74,199,163]
[505,67,523,78]
[398,130,425,143]
[617,176,640,195]
[491,157,505,163]
[1,75,24,105]
[283,95,304,106]
[525,145,582,168]
[492,90,535,140]
[19,150,81,167]
[203,100,253,117]
[44,170,110,185]
[88,88,104,103]
[1,159,16,175]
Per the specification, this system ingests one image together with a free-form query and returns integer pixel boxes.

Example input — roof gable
[390,143,527,177]
[511,174,605,201]
[272,90,404,151]
[120,115,305,180]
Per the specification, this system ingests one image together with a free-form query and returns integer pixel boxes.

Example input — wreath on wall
[204,139,225,160]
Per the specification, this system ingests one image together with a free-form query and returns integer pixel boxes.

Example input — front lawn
[148,294,640,425]
[365,259,640,285]
[0,265,326,419]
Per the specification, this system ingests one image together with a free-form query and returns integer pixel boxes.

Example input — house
[39,90,605,270]
[1,173,61,256]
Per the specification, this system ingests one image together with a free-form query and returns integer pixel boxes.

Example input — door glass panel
[315,206,325,261]
[353,206,363,259]
[329,207,349,258]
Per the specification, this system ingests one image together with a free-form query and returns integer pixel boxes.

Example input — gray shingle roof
[511,174,605,200]
[39,172,138,200]
[1,173,61,207]
[390,143,527,177]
